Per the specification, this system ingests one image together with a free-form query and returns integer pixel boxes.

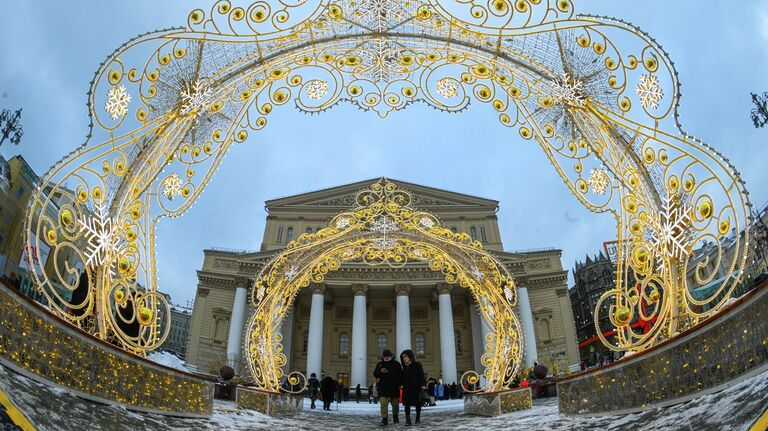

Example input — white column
[226,280,250,369]
[350,284,368,390]
[306,285,326,379]
[437,283,458,385]
[395,284,412,357]
[280,307,295,373]
[470,304,484,373]
[517,286,538,367]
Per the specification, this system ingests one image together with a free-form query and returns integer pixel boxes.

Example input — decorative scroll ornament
[23,0,752,358]
[245,180,522,392]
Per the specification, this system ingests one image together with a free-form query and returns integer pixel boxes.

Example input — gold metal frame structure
[22,0,752,356]
[245,179,522,392]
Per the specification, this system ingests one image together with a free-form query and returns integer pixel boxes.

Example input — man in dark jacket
[400,349,426,426]
[308,373,320,409]
[320,374,335,411]
[373,349,402,426]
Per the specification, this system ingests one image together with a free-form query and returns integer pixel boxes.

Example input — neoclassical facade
[185,179,579,386]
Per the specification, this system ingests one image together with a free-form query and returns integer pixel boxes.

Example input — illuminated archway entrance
[23,0,751,359]
[245,179,521,392]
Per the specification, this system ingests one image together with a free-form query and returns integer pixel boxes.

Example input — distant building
[0,154,77,305]
[569,251,615,362]
[164,304,192,358]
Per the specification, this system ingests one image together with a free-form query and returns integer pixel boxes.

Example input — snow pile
[147,351,189,372]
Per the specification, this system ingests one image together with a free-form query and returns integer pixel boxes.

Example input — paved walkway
[1,363,766,430]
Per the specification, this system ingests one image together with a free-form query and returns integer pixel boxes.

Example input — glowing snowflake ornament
[636,74,664,109]
[284,265,300,282]
[78,203,123,269]
[162,174,183,200]
[651,193,693,271]
[306,80,329,99]
[436,78,459,98]
[588,169,609,195]
[336,218,351,229]
[180,79,213,116]
[373,237,397,250]
[359,0,405,32]
[470,266,484,281]
[419,217,435,228]
[104,85,131,120]
[369,216,398,234]
[550,72,585,107]
[504,286,514,302]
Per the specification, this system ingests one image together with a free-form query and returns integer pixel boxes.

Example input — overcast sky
[1,1,767,307]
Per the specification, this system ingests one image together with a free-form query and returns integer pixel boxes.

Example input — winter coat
[373,359,403,398]
[308,377,320,396]
[399,350,426,405]
[320,376,335,401]
[437,384,444,397]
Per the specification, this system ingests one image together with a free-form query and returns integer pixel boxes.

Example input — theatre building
[185,179,579,388]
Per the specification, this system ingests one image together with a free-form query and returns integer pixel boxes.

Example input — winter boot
[393,415,399,424]
[405,411,411,426]
[380,417,388,426]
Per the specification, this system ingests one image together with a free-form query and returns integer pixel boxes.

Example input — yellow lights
[20,0,751,368]
[245,180,523,393]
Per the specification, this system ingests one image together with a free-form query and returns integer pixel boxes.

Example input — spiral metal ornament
[460,370,485,394]
[23,0,751,358]
[281,371,308,394]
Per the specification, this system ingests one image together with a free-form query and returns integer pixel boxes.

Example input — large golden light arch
[23,0,752,355]
[245,179,522,392]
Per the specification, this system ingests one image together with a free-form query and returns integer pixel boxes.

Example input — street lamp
[0,108,23,147]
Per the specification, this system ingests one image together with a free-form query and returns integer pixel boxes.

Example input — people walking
[368,384,374,403]
[308,373,320,409]
[373,349,403,426]
[355,383,362,403]
[400,350,426,426]
[320,374,335,411]
[437,382,444,401]
[427,378,436,406]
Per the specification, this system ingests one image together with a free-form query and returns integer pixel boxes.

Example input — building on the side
[160,303,192,359]
[568,251,615,362]
[0,154,77,305]
[185,178,580,386]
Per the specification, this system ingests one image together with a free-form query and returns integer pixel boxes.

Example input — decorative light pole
[751,92,768,128]
[0,108,23,147]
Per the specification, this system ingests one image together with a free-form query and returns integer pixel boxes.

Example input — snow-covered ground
[146,351,189,372]
[1,362,766,430]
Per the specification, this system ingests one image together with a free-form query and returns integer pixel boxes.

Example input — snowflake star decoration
[651,193,693,271]
[503,285,514,302]
[104,85,131,120]
[360,0,405,32]
[78,202,124,272]
[162,174,183,200]
[284,265,300,282]
[419,216,435,228]
[470,265,484,281]
[369,215,399,250]
[306,80,329,99]
[636,74,664,109]
[550,72,585,107]
[588,168,609,195]
[436,78,459,98]
[180,79,213,116]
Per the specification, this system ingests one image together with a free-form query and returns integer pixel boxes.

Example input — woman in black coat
[320,375,335,411]
[400,349,426,426]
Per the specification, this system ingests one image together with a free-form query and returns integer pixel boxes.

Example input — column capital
[234,276,252,289]
[436,283,453,295]
[394,284,411,296]
[311,284,326,295]
[351,284,368,296]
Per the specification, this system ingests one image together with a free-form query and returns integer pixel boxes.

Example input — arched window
[470,226,477,241]
[538,319,552,342]
[377,333,388,356]
[454,330,463,353]
[277,225,284,243]
[479,226,487,243]
[302,330,309,354]
[213,318,228,342]
[415,332,426,356]
[451,227,457,233]
[286,227,293,242]
[315,227,321,233]
[339,332,350,356]
[306,227,313,234]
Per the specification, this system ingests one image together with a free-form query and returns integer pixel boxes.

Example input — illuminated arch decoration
[23,0,752,354]
[245,179,522,392]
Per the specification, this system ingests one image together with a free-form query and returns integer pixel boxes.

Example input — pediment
[266,178,498,210]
